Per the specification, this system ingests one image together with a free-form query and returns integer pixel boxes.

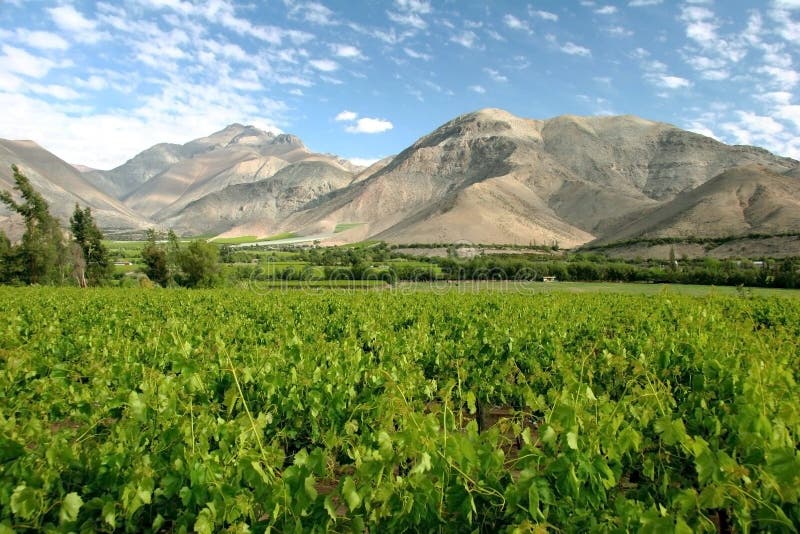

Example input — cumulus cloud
[503,14,531,32]
[330,44,363,59]
[484,68,508,82]
[387,0,431,30]
[345,117,394,134]
[658,75,692,89]
[17,30,70,50]
[469,85,486,94]
[561,42,592,56]
[0,45,59,78]
[450,30,480,49]
[309,58,339,71]
[595,6,618,15]
[48,5,108,43]
[335,110,358,121]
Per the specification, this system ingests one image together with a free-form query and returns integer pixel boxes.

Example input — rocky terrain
[2,108,799,255]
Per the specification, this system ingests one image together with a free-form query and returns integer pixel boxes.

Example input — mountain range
[2,108,799,254]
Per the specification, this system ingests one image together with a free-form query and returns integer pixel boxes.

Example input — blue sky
[1,0,799,169]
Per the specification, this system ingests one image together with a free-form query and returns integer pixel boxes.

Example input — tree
[0,229,11,283]
[70,204,112,286]
[178,240,220,287]
[141,228,169,287]
[0,165,67,284]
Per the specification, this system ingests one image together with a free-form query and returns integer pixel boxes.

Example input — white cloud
[606,26,633,37]
[484,68,507,82]
[387,0,431,30]
[486,29,505,41]
[404,47,432,61]
[469,85,486,94]
[629,0,662,5]
[48,5,95,32]
[288,2,337,26]
[29,83,81,100]
[759,65,800,90]
[450,30,480,49]
[395,0,431,14]
[595,5,618,15]
[0,45,57,78]
[331,44,363,59]
[561,42,592,56]
[657,75,692,89]
[17,30,70,51]
[335,110,358,121]
[773,0,800,8]
[531,9,558,21]
[387,11,426,29]
[48,5,108,43]
[503,14,531,32]
[309,58,339,71]
[345,117,393,134]
[72,74,108,91]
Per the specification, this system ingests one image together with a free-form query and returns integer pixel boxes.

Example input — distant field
[334,222,364,233]
[398,280,800,297]
[210,235,259,244]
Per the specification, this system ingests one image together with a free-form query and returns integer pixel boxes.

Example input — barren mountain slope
[596,165,800,242]
[160,160,354,235]
[272,108,797,245]
[0,139,151,239]
[120,125,358,223]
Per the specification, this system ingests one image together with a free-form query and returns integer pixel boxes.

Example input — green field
[1,288,799,531]
[209,235,259,245]
[333,223,365,233]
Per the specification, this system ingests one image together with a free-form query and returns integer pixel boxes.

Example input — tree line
[0,165,111,286]
[0,166,219,288]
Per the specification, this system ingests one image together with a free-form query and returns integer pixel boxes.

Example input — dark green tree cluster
[141,229,220,287]
[0,165,110,286]
[70,204,112,286]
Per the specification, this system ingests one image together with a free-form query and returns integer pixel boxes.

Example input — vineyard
[1,287,799,532]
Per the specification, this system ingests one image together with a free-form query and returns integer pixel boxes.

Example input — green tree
[178,240,220,287]
[141,228,169,287]
[70,204,112,286]
[0,165,67,284]
[0,229,11,283]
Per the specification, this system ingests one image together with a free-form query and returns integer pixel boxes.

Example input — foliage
[0,165,68,284]
[177,239,220,288]
[1,288,799,531]
[69,204,112,286]
[140,229,169,287]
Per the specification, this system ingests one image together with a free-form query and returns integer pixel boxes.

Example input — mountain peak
[273,133,303,146]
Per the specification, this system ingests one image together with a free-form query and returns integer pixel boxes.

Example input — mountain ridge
[2,108,799,254]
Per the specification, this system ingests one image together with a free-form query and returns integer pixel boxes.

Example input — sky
[1,0,800,170]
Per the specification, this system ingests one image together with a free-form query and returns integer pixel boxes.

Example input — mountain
[0,139,151,240]
[3,109,799,252]
[160,159,355,236]
[113,124,359,223]
[598,165,800,242]
[260,109,797,247]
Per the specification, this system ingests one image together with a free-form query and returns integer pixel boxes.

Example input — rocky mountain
[2,109,799,251]
[598,165,800,242]
[116,124,359,224]
[267,109,798,247]
[161,159,355,236]
[0,139,151,240]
